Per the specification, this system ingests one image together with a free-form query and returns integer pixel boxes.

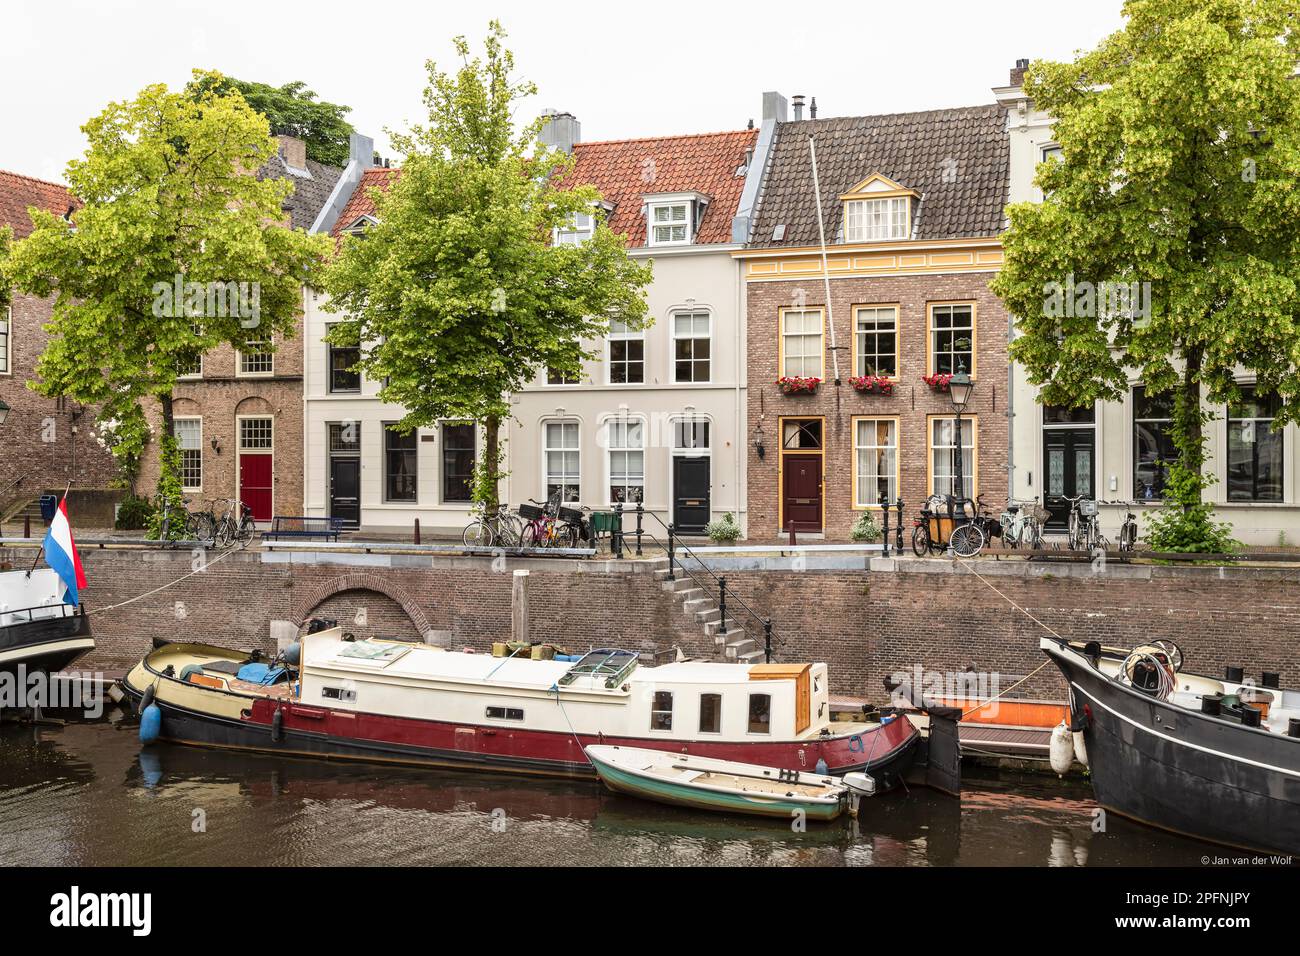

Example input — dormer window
[839,174,917,243]
[341,215,377,238]
[554,201,612,247]
[644,192,708,247]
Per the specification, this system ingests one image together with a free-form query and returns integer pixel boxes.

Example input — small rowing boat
[585,744,876,821]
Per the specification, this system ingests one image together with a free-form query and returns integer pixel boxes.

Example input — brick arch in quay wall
[291,572,435,638]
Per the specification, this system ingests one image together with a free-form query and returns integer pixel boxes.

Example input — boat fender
[139,703,162,745]
[271,707,284,743]
[1049,721,1074,777]
[137,683,156,717]
[1072,730,1089,769]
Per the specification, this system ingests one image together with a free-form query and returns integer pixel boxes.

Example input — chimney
[540,109,581,155]
[810,97,818,120]
[792,95,806,121]
[1009,58,1030,87]
[761,92,788,123]
[348,131,374,168]
[276,135,308,171]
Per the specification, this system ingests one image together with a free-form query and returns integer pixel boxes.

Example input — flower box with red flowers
[849,375,894,396]
[922,373,953,393]
[776,376,822,395]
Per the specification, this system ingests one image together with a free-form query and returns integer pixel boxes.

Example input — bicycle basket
[558,506,585,524]
[518,503,545,520]
[1079,499,1098,517]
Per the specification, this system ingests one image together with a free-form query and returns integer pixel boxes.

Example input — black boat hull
[1044,640,1300,856]
[0,608,94,677]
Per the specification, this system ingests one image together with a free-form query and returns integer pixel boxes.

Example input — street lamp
[0,399,9,427]
[948,364,974,504]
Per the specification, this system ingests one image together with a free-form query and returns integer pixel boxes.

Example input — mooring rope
[86,544,244,617]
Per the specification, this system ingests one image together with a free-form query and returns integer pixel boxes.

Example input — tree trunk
[160,391,175,440]
[1175,346,1205,512]
[483,412,501,512]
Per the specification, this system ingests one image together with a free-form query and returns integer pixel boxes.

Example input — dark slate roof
[748,104,1009,247]
[259,153,343,232]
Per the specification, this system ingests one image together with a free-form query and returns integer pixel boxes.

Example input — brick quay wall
[8,545,1297,704]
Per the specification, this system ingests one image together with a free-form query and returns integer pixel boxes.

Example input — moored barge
[122,627,919,785]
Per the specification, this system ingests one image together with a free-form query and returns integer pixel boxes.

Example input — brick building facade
[736,102,1010,540]
[0,171,117,523]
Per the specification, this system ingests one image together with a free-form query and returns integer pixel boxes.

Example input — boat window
[321,686,357,702]
[650,691,674,731]
[699,693,721,733]
[485,706,524,721]
[748,693,771,734]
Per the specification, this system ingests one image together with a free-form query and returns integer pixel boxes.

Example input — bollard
[413,517,421,545]
[634,502,644,556]
[23,514,31,538]
[787,520,797,547]
[764,619,773,664]
[880,496,891,556]
[895,497,905,554]
[613,503,624,559]
[511,569,529,645]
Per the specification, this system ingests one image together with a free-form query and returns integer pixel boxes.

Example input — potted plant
[848,375,894,396]
[922,372,953,393]
[850,511,881,542]
[776,375,822,395]
[705,512,743,544]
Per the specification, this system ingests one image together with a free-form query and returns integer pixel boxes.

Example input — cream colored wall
[510,246,747,534]
[302,245,748,537]
[999,86,1300,546]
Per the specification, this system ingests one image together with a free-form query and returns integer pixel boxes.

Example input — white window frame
[780,308,824,379]
[543,419,581,503]
[852,417,899,509]
[554,210,595,246]
[177,354,203,379]
[1225,385,1286,504]
[0,306,11,376]
[174,417,203,492]
[237,344,274,377]
[671,310,712,383]
[843,197,909,242]
[929,415,977,499]
[853,305,898,378]
[648,201,692,246]
[605,417,645,506]
[606,319,645,385]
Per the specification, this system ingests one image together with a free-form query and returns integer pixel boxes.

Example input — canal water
[0,715,1219,866]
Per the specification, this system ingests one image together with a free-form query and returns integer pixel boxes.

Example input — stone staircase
[651,557,765,663]
[0,495,43,534]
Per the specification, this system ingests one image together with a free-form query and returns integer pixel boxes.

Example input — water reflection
[0,720,1221,867]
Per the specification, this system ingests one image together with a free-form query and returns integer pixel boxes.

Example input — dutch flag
[43,498,87,607]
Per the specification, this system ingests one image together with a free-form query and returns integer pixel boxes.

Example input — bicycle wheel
[213,517,234,549]
[1120,522,1136,552]
[911,524,931,557]
[193,513,217,547]
[556,523,579,549]
[236,517,257,549]
[462,519,495,549]
[497,513,524,548]
[520,523,541,549]
[950,522,986,558]
[1027,520,1043,550]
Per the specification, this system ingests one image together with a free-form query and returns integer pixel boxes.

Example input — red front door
[783,454,822,532]
[239,453,273,521]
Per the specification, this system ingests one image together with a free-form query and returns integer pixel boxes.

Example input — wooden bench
[262,516,344,541]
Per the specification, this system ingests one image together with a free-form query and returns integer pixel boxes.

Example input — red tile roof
[0,170,78,240]
[330,167,398,238]
[328,129,758,248]
[566,129,757,246]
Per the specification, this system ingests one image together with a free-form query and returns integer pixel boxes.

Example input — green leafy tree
[1,75,330,525]
[323,21,652,510]
[187,73,355,167]
[991,0,1300,551]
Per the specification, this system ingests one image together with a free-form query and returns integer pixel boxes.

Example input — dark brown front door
[783,454,822,532]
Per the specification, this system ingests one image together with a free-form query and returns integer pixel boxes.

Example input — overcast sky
[4,0,1127,183]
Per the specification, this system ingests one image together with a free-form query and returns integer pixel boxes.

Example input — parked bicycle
[462,502,524,549]
[212,498,257,549]
[999,498,1045,550]
[1112,500,1139,552]
[1063,493,1107,552]
[912,494,986,557]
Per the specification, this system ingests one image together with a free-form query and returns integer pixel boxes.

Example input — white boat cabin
[297,630,832,742]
